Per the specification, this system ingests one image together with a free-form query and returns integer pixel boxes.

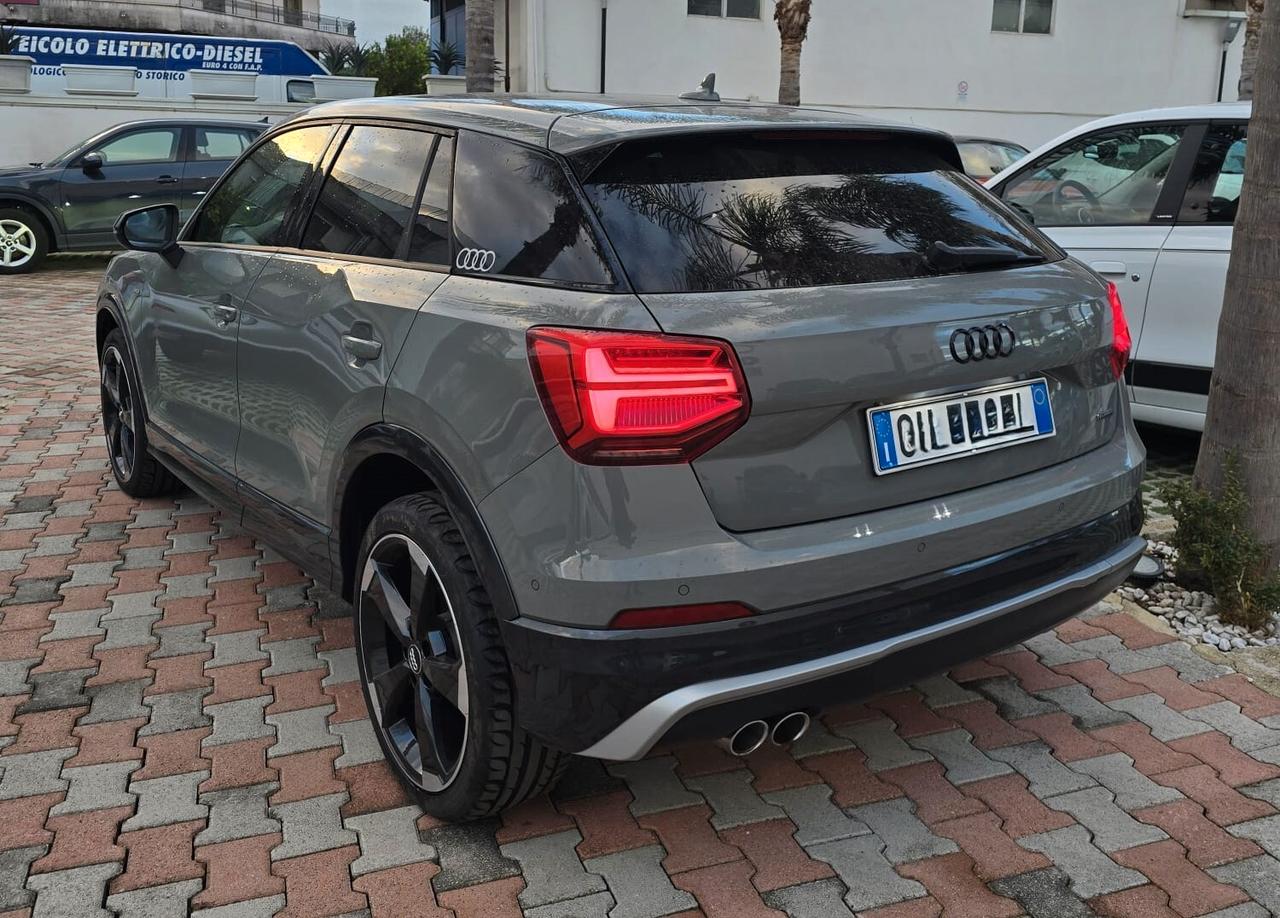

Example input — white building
[448,0,1248,148]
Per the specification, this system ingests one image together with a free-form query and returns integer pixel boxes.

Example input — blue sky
[321,0,429,45]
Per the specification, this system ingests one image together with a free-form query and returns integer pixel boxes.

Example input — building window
[993,0,1052,33]
[689,0,761,19]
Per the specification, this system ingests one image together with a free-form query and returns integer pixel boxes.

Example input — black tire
[354,492,567,821]
[99,329,180,498]
[0,206,49,274]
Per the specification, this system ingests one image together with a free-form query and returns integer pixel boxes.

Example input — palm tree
[317,41,349,76]
[1241,0,1265,100]
[465,0,496,92]
[774,0,812,106]
[1196,0,1280,562]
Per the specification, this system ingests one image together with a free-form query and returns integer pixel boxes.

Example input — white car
[988,103,1250,431]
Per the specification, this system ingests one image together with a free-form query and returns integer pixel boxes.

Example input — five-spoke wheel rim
[0,219,37,269]
[100,346,137,482]
[358,533,469,793]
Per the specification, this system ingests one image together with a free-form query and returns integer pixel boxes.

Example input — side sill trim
[579,535,1146,761]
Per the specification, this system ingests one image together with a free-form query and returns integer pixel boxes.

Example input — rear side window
[451,131,614,286]
[581,133,1052,293]
[302,125,434,259]
[408,136,453,266]
[188,124,333,246]
[194,127,256,161]
[1179,123,1247,225]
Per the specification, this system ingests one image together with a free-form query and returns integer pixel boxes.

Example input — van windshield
[580,133,1053,293]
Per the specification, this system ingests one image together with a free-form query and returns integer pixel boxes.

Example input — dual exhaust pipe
[724,711,811,756]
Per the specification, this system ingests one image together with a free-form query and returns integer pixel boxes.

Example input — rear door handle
[342,332,382,361]
[212,303,239,327]
[157,175,180,185]
[1090,261,1127,276]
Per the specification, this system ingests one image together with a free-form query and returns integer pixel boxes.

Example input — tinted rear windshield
[580,133,1055,293]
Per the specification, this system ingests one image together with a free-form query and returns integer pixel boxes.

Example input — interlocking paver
[346,803,438,877]
[196,782,280,845]
[1017,825,1146,898]
[268,791,357,860]
[1109,692,1217,742]
[1186,702,1280,753]
[501,829,606,909]
[583,844,697,918]
[608,755,703,816]
[26,861,121,918]
[763,784,870,845]
[138,688,211,736]
[106,878,203,918]
[1042,786,1167,851]
[0,747,74,799]
[203,696,274,748]
[807,834,927,912]
[986,742,1097,798]
[989,867,1095,918]
[0,846,43,911]
[1209,855,1280,914]
[1070,752,1184,810]
[684,768,785,829]
[762,878,854,918]
[51,760,139,815]
[836,718,933,772]
[908,728,1012,784]
[850,797,959,863]
[124,770,208,831]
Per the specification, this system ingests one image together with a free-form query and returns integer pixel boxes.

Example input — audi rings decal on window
[456,248,497,273]
[949,324,1016,363]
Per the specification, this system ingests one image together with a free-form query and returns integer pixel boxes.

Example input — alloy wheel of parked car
[354,494,566,820]
[0,210,47,274]
[358,530,470,793]
[97,329,179,498]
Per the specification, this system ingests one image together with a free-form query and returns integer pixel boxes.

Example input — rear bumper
[500,496,1145,758]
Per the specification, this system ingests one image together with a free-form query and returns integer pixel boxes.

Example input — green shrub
[1158,454,1280,631]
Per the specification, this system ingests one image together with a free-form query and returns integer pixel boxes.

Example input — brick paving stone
[200,736,276,792]
[0,748,74,800]
[878,761,988,825]
[4,707,80,756]
[1134,799,1264,868]
[270,747,344,804]
[1040,683,1133,731]
[1108,693,1215,742]
[913,673,982,709]
[1043,786,1168,851]
[1018,825,1146,899]
[33,804,130,873]
[761,877,854,918]
[802,748,903,807]
[347,804,437,877]
[672,858,783,918]
[1091,722,1200,776]
[25,862,121,918]
[986,742,1097,798]
[1209,856,1280,914]
[561,790,660,859]
[337,760,411,819]
[1185,702,1280,753]
[868,692,958,738]
[330,718,381,768]
[0,792,59,850]
[961,772,1075,838]
[192,833,284,909]
[898,851,1022,918]
[743,743,822,793]
[421,819,521,893]
[525,890,617,918]
[123,771,207,831]
[1054,660,1149,703]
[1070,752,1184,810]
[1227,814,1280,858]
[1171,732,1280,787]
[1112,839,1249,915]
[1240,778,1280,807]
[850,797,958,863]
[787,718,855,758]
[1124,666,1223,711]
[351,861,451,918]
[1089,883,1178,918]
[721,817,834,893]
[636,804,741,874]
[1156,764,1275,826]
[436,876,525,918]
[932,809,1051,881]
[269,791,356,860]
[52,760,138,815]
[106,878,203,918]
[138,688,211,736]
[974,676,1061,721]
[1025,629,1098,666]
[584,845,698,918]
[943,700,1037,750]
[909,728,1013,784]
[0,847,43,912]
[684,770,784,830]
[1017,711,1118,762]
[67,717,146,767]
[111,820,204,894]
[762,784,871,845]
[197,782,280,845]
[835,718,933,772]
[609,756,704,816]
[272,845,367,918]
[808,834,927,912]
[1202,675,1280,721]
[501,829,606,909]
[206,661,270,706]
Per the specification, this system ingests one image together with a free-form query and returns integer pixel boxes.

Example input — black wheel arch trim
[331,423,521,621]
[0,191,66,248]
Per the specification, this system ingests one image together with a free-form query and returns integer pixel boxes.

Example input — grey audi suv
[97,95,1145,820]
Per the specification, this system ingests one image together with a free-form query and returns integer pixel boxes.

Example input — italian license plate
[867,378,1055,475]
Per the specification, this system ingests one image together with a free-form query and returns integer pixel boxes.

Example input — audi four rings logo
[949,324,1016,363]
[456,248,497,272]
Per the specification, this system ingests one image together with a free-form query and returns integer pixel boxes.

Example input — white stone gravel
[1117,540,1280,653]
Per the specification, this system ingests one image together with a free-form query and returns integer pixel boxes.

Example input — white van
[11,26,328,104]
[988,103,1251,431]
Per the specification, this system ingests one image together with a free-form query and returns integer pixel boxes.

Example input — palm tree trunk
[1195,0,1280,562]
[1241,0,1265,100]
[779,39,803,106]
[465,0,496,93]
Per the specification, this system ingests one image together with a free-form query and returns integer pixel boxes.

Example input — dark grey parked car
[0,119,263,273]
[97,95,1146,820]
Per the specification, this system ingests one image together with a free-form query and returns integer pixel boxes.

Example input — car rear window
[580,133,1054,293]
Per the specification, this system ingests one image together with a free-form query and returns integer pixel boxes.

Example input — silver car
[97,95,1145,820]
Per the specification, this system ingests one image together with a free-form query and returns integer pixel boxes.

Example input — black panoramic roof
[286,94,959,160]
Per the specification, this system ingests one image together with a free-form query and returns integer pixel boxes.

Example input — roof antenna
[680,73,720,102]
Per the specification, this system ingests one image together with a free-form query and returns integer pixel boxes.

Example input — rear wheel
[354,493,566,820]
[99,329,179,497]
[0,208,48,275]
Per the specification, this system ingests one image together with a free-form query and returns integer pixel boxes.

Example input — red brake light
[527,327,750,465]
[1107,281,1132,380]
[610,602,755,630]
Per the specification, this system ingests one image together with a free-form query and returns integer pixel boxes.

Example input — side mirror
[114,204,183,268]
[81,152,104,172]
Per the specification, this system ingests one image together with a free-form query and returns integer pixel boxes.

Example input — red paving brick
[879,761,988,825]
[867,692,958,738]
[859,899,943,918]
[673,858,784,918]
[338,760,413,819]
[1201,673,1280,720]
[201,737,278,792]
[1090,722,1199,776]
[135,727,211,781]
[271,746,346,804]
[1133,799,1264,868]
[898,852,1022,918]
[744,743,824,794]
[559,790,658,859]
[803,749,903,807]
[1169,730,1280,787]
[206,660,270,705]
[1015,712,1118,762]
[1091,884,1178,918]
[67,717,146,766]
[1110,839,1248,916]
[721,818,833,893]
[146,650,213,695]
[352,861,452,918]
[1153,764,1275,825]
[193,833,284,908]
[273,846,368,918]
[0,792,60,849]
[1093,612,1177,649]
[1121,666,1222,711]
[988,649,1075,692]
[1053,659,1149,702]
[932,811,1052,881]
[32,805,131,873]
[671,741,742,778]
[3,707,83,756]
[638,805,742,874]
[943,700,1037,750]
[961,774,1075,838]
[494,794,576,845]
[111,819,204,893]
[264,668,329,714]
[437,877,525,918]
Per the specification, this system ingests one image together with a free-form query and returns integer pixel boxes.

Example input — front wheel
[99,329,180,498]
[354,493,566,820]
[0,208,48,274]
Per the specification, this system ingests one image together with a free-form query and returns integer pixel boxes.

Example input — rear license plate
[867,378,1055,476]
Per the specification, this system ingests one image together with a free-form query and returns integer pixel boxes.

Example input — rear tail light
[1107,281,1132,380]
[527,327,750,465]
[609,601,755,630]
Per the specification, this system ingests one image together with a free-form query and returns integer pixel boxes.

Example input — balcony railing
[187,0,357,37]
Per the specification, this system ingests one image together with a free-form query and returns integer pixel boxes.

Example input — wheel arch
[332,424,520,621]
[0,195,62,253]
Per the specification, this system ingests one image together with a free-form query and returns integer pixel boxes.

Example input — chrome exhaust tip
[726,719,769,756]
[770,711,811,746]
